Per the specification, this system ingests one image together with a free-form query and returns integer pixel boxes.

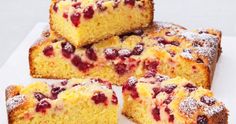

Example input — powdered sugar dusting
[6,95,26,113]
[203,104,224,116]
[179,97,199,116]
[180,49,193,60]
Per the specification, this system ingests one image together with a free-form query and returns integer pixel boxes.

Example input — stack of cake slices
[6,0,228,124]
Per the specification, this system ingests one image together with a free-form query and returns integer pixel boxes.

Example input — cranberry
[61,42,75,58]
[184,83,197,92]
[164,107,171,114]
[152,87,161,98]
[96,0,107,11]
[91,92,107,104]
[171,41,180,46]
[169,115,174,122]
[34,92,47,101]
[124,0,135,6]
[144,71,156,78]
[71,55,93,72]
[155,37,180,46]
[111,92,118,104]
[72,84,78,87]
[36,100,51,113]
[63,13,68,19]
[51,87,66,99]
[197,115,208,124]
[104,48,118,60]
[122,77,139,99]
[61,80,68,86]
[92,78,112,89]
[196,58,204,63]
[163,96,172,104]
[70,12,81,27]
[86,47,97,61]
[72,2,81,9]
[162,85,177,94]
[115,63,127,75]
[113,0,120,8]
[200,96,216,106]
[132,43,144,55]
[152,107,160,121]
[83,6,94,19]
[118,49,132,58]
[43,45,54,57]
[53,3,58,12]
[144,60,159,72]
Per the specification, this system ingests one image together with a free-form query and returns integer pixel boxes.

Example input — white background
[0,0,236,67]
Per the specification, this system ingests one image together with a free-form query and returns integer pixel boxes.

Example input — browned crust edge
[209,108,228,124]
[49,0,154,48]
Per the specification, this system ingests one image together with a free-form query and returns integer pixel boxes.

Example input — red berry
[36,100,51,113]
[124,0,135,6]
[169,115,174,122]
[115,63,127,75]
[86,47,97,61]
[83,6,94,19]
[63,13,68,19]
[162,85,177,94]
[91,92,108,104]
[43,45,54,57]
[61,80,68,86]
[72,2,81,9]
[132,43,144,55]
[152,87,161,98]
[34,92,47,101]
[61,42,75,58]
[51,87,66,99]
[152,107,160,121]
[53,3,58,12]
[184,83,197,92]
[200,96,216,106]
[144,60,159,72]
[111,92,118,104]
[70,12,81,27]
[196,58,204,63]
[122,77,139,99]
[96,0,107,11]
[197,115,208,124]
[104,48,118,60]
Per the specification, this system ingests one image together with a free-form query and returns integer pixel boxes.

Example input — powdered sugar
[6,95,26,113]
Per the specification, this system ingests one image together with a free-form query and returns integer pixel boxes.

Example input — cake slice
[122,75,228,124]
[29,22,221,88]
[6,78,118,124]
[50,0,154,47]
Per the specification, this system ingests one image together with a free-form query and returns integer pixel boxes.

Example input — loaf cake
[29,22,221,88]
[6,78,118,124]
[50,0,154,47]
[122,75,228,124]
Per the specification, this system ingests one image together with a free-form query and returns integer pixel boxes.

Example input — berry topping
[144,71,156,78]
[118,49,132,58]
[36,100,51,113]
[61,42,75,58]
[144,60,159,72]
[197,115,208,124]
[43,45,54,57]
[60,80,68,86]
[162,85,177,94]
[91,92,107,104]
[196,58,204,63]
[71,55,93,72]
[171,41,180,46]
[70,12,81,27]
[152,107,160,121]
[122,77,139,99]
[111,92,118,104]
[155,37,180,46]
[132,43,144,55]
[96,0,107,11]
[152,87,161,98]
[115,63,127,75]
[184,83,197,92]
[86,47,97,61]
[164,107,171,114]
[83,6,94,19]
[34,92,47,101]
[163,96,172,104]
[104,48,118,60]
[169,115,175,122]
[72,2,81,9]
[53,3,58,12]
[200,96,216,106]
[51,87,66,99]
[124,0,135,6]
[63,13,68,19]
[92,78,112,89]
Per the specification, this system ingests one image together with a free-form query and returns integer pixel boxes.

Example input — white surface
[0,23,236,123]
[1,0,236,67]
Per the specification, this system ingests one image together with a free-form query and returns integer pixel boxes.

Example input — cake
[6,78,118,124]
[29,22,221,88]
[122,75,228,124]
[50,0,154,47]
